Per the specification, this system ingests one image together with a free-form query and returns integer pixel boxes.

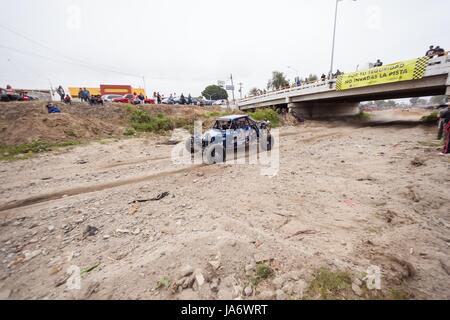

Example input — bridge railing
[239,53,450,105]
[239,79,336,104]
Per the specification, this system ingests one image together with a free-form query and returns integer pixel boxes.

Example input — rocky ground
[0,110,449,300]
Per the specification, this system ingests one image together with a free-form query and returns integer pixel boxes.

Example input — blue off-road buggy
[185,115,274,164]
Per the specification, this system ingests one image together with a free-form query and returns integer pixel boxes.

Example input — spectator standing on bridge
[441,104,450,154]
[374,59,383,67]
[321,74,326,82]
[435,46,446,57]
[426,46,436,58]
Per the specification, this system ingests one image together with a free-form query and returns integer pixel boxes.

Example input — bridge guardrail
[238,53,450,105]
[239,79,336,104]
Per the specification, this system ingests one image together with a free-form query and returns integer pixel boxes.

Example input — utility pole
[238,82,243,99]
[330,0,357,77]
[142,76,147,96]
[230,74,235,102]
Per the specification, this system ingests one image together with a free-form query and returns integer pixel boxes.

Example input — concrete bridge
[238,55,450,118]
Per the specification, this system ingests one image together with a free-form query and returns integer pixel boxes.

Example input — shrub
[421,112,439,123]
[131,113,173,133]
[130,108,151,123]
[250,263,274,286]
[124,128,136,136]
[247,109,280,127]
[0,140,80,160]
[357,111,371,121]
[308,268,352,299]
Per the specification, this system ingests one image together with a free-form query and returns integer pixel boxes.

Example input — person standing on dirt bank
[56,86,65,101]
[440,104,450,154]
[80,88,89,102]
[437,106,448,140]
[157,92,161,104]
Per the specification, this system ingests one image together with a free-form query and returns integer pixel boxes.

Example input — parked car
[185,115,273,164]
[202,99,214,106]
[161,97,175,104]
[101,94,122,102]
[112,94,155,105]
[212,99,227,106]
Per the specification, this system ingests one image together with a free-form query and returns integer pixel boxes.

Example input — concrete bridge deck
[238,55,450,118]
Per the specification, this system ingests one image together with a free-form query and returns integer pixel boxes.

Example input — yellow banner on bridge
[336,57,429,91]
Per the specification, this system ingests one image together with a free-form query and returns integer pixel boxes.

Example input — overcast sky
[0,0,448,97]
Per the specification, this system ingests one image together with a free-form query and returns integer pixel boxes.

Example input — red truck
[112,94,155,105]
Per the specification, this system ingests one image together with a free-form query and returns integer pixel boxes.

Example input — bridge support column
[289,101,360,119]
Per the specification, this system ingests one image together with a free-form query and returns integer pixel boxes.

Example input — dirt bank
[0,102,245,145]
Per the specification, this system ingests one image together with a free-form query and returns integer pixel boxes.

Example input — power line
[0,43,145,80]
[0,23,143,79]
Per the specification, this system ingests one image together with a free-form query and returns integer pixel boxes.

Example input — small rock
[179,265,194,278]
[210,278,220,292]
[208,260,221,270]
[23,250,41,261]
[132,228,141,235]
[195,273,205,287]
[83,226,98,237]
[47,225,55,232]
[352,283,363,296]
[254,253,272,263]
[116,228,131,234]
[244,286,253,296]
[103,235,110,240]
[245,263,255,272]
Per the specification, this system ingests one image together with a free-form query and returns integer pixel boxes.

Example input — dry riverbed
[0,119,449,300]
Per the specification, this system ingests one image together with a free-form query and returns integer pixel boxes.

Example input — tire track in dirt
[0,164,206,213]
[0,128,352,213]
[100,156,171,169]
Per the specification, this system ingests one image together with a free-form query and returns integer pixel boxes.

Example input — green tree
[267,71,289,90]
[201,85,228,100]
